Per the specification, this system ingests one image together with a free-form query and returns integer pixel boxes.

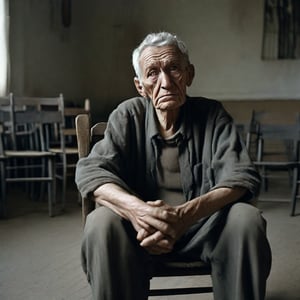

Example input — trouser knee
[83,206,128,245]
[210,203,272,300]
[221,202,267,242]
[81,207,134,277]
[81,207,150,300]
[210,202,272,276]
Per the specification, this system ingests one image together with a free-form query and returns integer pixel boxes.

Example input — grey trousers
[81,202,272,300]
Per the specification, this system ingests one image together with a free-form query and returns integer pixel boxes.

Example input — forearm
[93,183,177,237]
[139,187,246,251]
[93,183,143,221]
[177,187,247,225]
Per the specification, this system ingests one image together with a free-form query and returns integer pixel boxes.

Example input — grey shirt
[156,132,185,206]
[75,96,260,203]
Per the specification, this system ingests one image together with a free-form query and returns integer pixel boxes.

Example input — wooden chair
[0,94,65,217]
[50,98,90,209]
[0,122,7,217]
[246,110,300,216]
[75,113,213,297]
[75,113,105,223]
[291,161,300,216]
[0,94,14,149]
[0,95,12,217]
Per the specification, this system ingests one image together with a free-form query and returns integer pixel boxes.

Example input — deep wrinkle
[135,46,194,137]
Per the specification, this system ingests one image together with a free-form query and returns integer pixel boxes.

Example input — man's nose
[159,71,172,89]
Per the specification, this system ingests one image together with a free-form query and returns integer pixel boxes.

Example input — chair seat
[149,260,213,296]
[50,147,78,154]
[5,150,56,157]
[151,260,211,277]
[254,161,298,167]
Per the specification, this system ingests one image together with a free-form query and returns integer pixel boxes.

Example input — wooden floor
[0,178,300,300]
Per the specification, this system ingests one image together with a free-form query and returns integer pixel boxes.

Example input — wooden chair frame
[0,122,7,217]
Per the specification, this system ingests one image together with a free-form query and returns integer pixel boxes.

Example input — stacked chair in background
[0,94,65,217]
[0,95,11,217]
[1,95,299,219]
[0,93,90,218]
[0,122,7,217]
[246,110,300,216]
[50,98,90,210]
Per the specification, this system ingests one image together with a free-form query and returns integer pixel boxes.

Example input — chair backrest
[0,122,4,157]
[75,114,90,159]
[247,110,300,162]
[0,94,15,149]
[63,98,90,148]
[0,94,13,123]
[75,114,107,224]
[11,94,65,152]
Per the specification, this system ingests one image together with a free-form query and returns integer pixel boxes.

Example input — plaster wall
[9,0,300,119]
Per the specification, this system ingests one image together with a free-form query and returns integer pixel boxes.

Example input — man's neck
[155,108,180,138]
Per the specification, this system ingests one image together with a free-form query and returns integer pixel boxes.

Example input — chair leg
[39,157,47,201]
[55,153,66,211]
[0,161,7,218]
[290,166,299,216]
[149,286,213,296]
[48,157,56,217]
[77,191,82,206]
[61,153,67,211]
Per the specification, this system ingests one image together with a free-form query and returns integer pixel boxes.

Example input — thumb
[147,200,164,207]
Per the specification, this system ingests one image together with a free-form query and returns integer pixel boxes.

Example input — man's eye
[148,70,158,77]
[169,65,182,75]
[170,65,179,71]
[169,65,182,77]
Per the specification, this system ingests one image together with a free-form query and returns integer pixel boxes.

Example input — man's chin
[155,98,185,111]
[155,102,182,111]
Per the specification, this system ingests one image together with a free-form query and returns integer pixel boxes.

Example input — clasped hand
[131,200,189,255]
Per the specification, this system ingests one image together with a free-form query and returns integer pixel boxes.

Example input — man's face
[134,45,194,112]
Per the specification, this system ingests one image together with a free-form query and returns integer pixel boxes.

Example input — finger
[136,228,151,241]
[156,238,174,251]
[140,214,177,238]
[147,200,164,207]
[144,242,173,254]
[140,230,165,247]
[136,218,156,233]
[153,207,178,222]
[146,202,178,221]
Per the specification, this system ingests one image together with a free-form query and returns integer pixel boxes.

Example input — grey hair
[132,32,190,79]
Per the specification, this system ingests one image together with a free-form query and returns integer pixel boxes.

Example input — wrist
[176,200,200,226]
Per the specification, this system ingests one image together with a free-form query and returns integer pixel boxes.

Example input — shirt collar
[146,95,192,142]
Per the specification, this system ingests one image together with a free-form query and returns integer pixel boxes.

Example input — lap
[84,206,139,249]
[84,202,266,260]
[172,202,266,260]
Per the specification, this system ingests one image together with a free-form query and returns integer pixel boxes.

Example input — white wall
[9,0,300,119]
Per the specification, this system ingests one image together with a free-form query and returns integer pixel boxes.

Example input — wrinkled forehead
[139,45,186,69]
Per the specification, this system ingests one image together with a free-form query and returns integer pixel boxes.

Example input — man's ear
[186,64,195,87]
[134,77,147,97]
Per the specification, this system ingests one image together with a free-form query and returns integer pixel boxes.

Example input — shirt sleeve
[209,104,261,199]
[75,107,135,199]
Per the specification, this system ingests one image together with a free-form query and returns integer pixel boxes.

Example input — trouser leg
[206,203,272,300]
[81,206,150,300]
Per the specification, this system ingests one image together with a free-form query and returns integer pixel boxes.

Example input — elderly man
[76,32,271,300]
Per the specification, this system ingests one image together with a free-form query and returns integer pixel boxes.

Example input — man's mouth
[158,94,177,101]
